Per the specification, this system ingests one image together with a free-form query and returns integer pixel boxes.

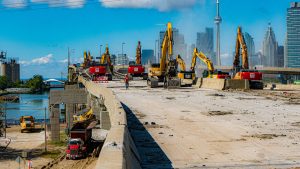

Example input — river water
[2,88,63,124]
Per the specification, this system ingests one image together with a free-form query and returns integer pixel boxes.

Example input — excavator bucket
[165,78,181,89]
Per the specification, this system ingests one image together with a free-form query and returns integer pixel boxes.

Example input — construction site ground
[102,79,300,169]
[0,124,102,169]
[0,125,52,169]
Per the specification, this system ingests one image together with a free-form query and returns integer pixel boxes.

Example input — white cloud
[20,54,53,65]
[2,0,27,8]
[2,0,86,8]
[19,60,30,65]
[58,59,68,63]
[100,0,203,12]
[32,54,53,64]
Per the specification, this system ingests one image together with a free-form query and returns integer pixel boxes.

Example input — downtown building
[115,54,129,65]
[262,24,278,67]
[159,28,187,61]
[141,49,155,65]
[285,2,300,68]
[244,32,257,68]
[196,28,215,64]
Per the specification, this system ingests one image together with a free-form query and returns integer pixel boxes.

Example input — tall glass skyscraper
[244,32,256,68]
[262,24,278,67]
[196,28,215,64]
[286,2,300,68]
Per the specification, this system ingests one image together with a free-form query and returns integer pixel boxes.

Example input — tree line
[0,75,45,93]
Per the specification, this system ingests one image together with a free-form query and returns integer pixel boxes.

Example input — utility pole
[215,0,222,66]
[4,103,6,138]
[44,107,47,152]
[68,47,70,66]
[122,42,125,67]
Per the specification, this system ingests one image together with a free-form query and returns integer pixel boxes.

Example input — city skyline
[0,0,297,78]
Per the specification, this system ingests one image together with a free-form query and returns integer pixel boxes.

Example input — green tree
[0,76,8,90]
[26,75,44,92]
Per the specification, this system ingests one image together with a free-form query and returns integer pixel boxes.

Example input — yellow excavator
[233,27,263,89]
[176,55,195,86]
[148,22,181,88]
[100,45,114,74]
[82,51,93,68]
[73,109,96,124]
[191,48,229,79]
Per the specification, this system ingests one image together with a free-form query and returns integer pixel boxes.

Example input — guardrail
[78,76,141,169]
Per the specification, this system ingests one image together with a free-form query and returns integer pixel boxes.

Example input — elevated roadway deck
[98,80,300,168]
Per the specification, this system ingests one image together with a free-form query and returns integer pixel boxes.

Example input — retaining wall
[78,76,141,169]
[194,78,250,90]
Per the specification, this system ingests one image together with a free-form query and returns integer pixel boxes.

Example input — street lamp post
[100,44,103,58]
[155,40,159,63]
[122,42,125,68]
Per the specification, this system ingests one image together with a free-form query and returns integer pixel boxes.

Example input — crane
[233,27,263,89]
[191,48,228,79]
[147,22,180,88]
[127,41,147,80]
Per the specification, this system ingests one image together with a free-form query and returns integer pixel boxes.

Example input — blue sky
[0,0,295,78]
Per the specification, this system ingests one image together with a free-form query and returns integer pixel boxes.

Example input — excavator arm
[233,27,249,70]
[176,55,186,72]
[159,22,173,72]
[191,48,214,74]
[136,41,142,65]
[100,45,114,73]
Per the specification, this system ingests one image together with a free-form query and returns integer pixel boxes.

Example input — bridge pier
[49,84,88,142]
[49,104,60,142]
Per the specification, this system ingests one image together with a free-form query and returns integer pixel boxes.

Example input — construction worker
[124,74,129,90]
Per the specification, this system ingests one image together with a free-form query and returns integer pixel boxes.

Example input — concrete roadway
[99,80,300,169]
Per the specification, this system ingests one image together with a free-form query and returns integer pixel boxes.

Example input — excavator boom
[127,41,147,79]
[148,22,180,88]
[234,27,249,70]
[136,41,141,65]
[176,55,186,71]
[233,26,263,89]
[191,48,214,74]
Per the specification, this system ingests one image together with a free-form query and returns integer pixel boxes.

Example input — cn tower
[214,0,222,66]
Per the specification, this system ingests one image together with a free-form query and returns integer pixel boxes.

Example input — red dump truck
[66,125,92,160]
[89,64,112,81]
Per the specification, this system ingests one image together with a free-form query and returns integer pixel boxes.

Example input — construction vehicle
[148,22,181,88]
[191,48,229,79]
[73,109,96,124]
[127,41,148,80]
[88,46,113,81]
[66,123,92,160]
[20,116,35,133]
[233,27,263,89]
[82,51,93,68]
[176,55,195,86]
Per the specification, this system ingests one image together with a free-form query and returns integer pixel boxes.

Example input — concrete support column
[50,104,60,142]
[66,104,75,128]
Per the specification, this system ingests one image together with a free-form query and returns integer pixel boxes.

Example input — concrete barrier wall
[225,79,250,90]
[200,78,226,90]
[194,77,250,90]
[266,83,300,90]
[78,76,141,169]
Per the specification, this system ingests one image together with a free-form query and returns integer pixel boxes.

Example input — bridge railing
[78,76,141,169]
